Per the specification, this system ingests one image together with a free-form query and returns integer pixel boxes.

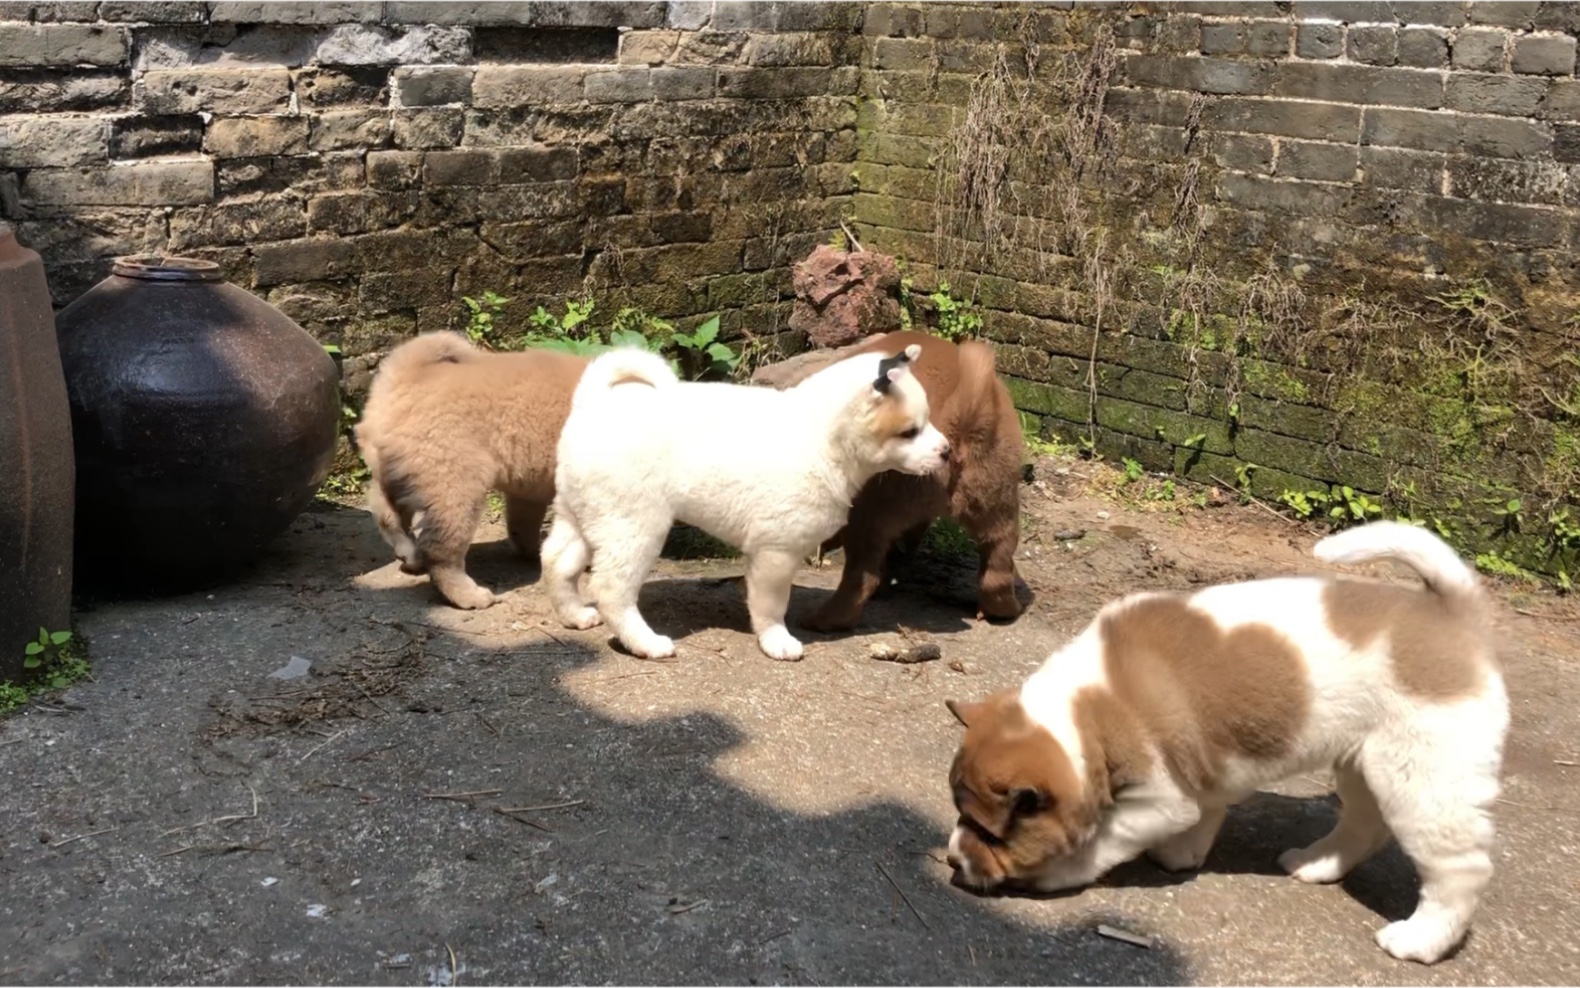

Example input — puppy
[754,330,1024,628]
[354,332,586,609]
[542,343,952,661]
[944,522,1506,965]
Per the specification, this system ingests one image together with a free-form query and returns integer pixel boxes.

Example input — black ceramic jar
[55,255,340,591]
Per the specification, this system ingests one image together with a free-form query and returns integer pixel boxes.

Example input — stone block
[1451,26,1508,71]
[21,159,213,206]
[473,65,587,106]
[1421,195,1566,246]
[1360,146,1447,188]
[255,238,357,287]
[0,24,127,67]
[293,66,388,107]
[746,32,836,67]
[305,190,418,235]
[0,115,106,167]
[423,148,496,185]
[619,29,681,65]
[210,1,383,21]
[1273,62,1443,108]
[585,67,652,103]
[1124,54,1274,96]
[0,69,128,113]
[1447,156,1565,203]
[392,65,474,107]
[1457,112,1552,157]
[308,108,391,151]
[1295,22,1343,59]
[1468,0,1537,27]
[391,107,462,149]
[167,199,306,249]
[0,2,104,21]
[1511,33,1576,75]
[1211,132,1275,172]
[498,146,578,183]
[1396,26,1449,67]
[1277,139,1357,181]
[652,66,715,101]
[138,67,291,114]
[1347,24,1398,65]
[99,1,207,22]
[109,114,202,157]
[313,24,471,66]
[1203,97,1361,142]
[356,266,454,313]
[1445,72,1548,116]
[366,149,423,189]
[387,0,664,27]
[204,115,310,157]
[1540,78,1580,119]
[872,37,932,72]
[1399,2,1468,27]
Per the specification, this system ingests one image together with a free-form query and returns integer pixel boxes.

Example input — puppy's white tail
[1314,521,1484,607]
[572,347,677,409]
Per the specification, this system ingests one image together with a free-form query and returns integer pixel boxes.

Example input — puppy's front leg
[746,548,804,661]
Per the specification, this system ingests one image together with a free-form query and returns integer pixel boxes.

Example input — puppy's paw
[758,627,804,662]
[1279,845,1347,885]
[628,634,676,660]
[1147,841,1208,874]
[561,606,603,630]
[1376,918,1460,965]
[445,585,496,610]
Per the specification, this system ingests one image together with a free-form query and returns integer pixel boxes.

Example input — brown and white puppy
[355,332,586,609]
[945,522,1507,965]
[753,330,1024,629]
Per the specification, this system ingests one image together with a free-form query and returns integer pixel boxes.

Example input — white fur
[953,524,1507,965]
[543,344,951,660]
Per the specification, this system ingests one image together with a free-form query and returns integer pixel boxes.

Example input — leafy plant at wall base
[898,276,915,331]
[672,317,739,379]
[463,291,511,347]
[929,280,984,342]
[1120,457,1144,484]
[3,628,89,713]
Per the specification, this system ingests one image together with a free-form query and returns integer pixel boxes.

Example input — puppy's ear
[946,698,980,727]
[873,347,916,394]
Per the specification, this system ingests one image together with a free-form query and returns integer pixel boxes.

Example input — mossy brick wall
[852,1,1580,574]
[0,0,862,393]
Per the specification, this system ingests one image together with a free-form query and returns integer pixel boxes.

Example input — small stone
[268,655,311,679]
[306,903,328,918]
[1096,510,1111,520]
[260,876,278,886]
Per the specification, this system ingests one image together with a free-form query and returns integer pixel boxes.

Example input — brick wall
[0,0,861,391]
[854,1,1580,575]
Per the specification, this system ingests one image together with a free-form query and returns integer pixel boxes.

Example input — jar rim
[112,255,224,282]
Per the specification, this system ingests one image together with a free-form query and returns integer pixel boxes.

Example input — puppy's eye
[899,427,921,440]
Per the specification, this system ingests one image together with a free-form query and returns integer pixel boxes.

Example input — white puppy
[944,522,1507,965]
[542,343,951,661]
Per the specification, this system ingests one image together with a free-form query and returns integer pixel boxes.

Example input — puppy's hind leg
[583,519,673,659]
[542,510,601,630]
[415,482,495,609]
[505,495,549,560]
[747,548,805,661]
[1279,763,1391,884]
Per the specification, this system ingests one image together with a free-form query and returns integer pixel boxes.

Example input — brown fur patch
[1322,580,1489,699]
[869,388,922,440]
[1096,595,1310,792]
[355,332,586,603]
[764,330,1025,628]
[948,692,1094,885]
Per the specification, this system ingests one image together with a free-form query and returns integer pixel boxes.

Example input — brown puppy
[753,330,1024,628]
[354,332,586,609]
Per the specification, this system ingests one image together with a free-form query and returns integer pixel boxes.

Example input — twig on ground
[1209,476,1301,527]
[1096,924,1154,949]
[498,800,584,813]
[476,712,502,738]
[347,741,401,762]
[446,943,459,987]
[1555,759,1577,767]
[583,669,661,685]
[158,845,194,857]
[354,680,393,715]
[422,788,502,802]
[48,825,119,848]
[759,929,792,945]
[1514,608,1568,621]
[161,785,259,837]
[0,736,24,746]
[875,861,931,933]
[668,898,709,914]
[493,806,552,833]
[297,729,346,764]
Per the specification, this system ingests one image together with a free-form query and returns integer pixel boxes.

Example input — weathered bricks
[392,66,474,107]
[21,160,212,205]
[138,67,291,114]
[1511,33,1576,75]
[0,23,126,67]
[0,115,106,167]
[472,65,586,107]
[204,116,310,158]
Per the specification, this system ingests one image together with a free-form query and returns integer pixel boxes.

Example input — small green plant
[898,276,915,331]
[1474,550,1538,583]
[1120,457,1144,485]
[463,291,511,347]
[1278,488,1321,519]
[1233,462,1256,491]
[671,316,740,379]
[1488,497,1523,534]
[3,627,89,713]
[929,280,984,342]
[1331,485,1384,524]
[1550,508,1580,551]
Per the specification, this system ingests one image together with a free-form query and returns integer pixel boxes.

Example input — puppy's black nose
[939,441,952,460]
[946,850,963,870]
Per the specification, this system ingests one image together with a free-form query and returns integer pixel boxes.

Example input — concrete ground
[2,453,1577,986]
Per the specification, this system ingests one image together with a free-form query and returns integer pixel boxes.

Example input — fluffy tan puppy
[354,332,586,608]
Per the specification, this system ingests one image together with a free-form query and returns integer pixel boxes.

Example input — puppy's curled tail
[1314,521,1484,610]
[375,330,477,382]
[571,347,678,409]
